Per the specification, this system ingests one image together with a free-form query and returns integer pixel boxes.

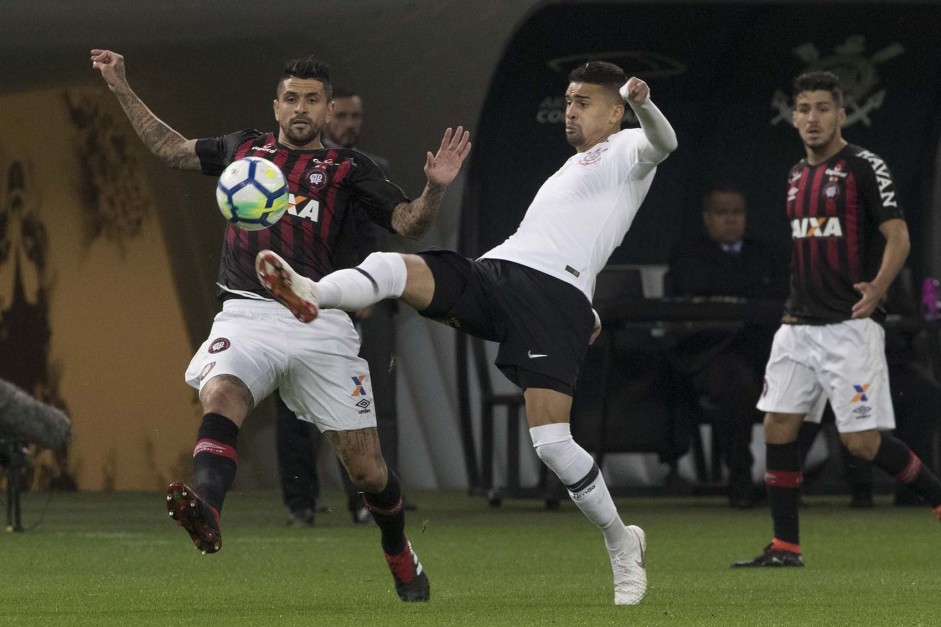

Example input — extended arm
[620,77,678,170]
[90,49,201,171]
[852,218,910,319]
[390,126,471,239]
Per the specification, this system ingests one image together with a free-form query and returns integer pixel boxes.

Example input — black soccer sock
[363,470,406,556]
[192,413,239,515]
[765,441,803,548]
[873,435,941,508]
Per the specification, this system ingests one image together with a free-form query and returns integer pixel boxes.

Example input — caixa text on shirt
[791,217,843,239]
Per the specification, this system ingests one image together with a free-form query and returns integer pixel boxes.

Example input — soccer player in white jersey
[256,61,677,605]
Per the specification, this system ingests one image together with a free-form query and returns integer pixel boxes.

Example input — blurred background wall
[1,0,938,492]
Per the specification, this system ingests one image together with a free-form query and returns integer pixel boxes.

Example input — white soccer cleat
[255,249,320,323]
[609,524,647,605]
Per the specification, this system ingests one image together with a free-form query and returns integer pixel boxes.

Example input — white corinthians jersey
[481,128,659,300]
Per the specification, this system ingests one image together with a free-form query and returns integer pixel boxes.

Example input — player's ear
[837,106,847,128]
[326,100,335,123]
[272,98,279,121]
[611,101,625,125]
[791,108,798,129]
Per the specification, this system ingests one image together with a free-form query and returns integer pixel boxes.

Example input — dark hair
[792,71,843,107]
[568,61,625,103]
[702,180,746,211]
[331,87,358,101]
[277,56,332,99]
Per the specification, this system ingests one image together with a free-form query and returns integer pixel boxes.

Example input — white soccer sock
[530,423,628,549]
[317,252,407,311]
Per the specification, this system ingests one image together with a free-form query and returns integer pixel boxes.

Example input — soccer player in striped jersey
[90,48,471,601]
[733,71,941,568]
[257,61,677,605]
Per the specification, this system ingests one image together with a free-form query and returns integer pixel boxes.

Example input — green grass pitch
[0,490,936,626]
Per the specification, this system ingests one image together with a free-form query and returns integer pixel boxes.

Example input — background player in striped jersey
[734,71,941,568]
[90,48,470,601]
[257,61,677,605]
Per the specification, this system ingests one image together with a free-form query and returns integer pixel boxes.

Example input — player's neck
[575,126,618,153]
[805,138,847,166]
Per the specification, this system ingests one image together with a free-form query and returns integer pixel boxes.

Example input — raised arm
[620,77,678,171]
[390,126,471,239]
[90,49,201,171]
[852,218,910,319]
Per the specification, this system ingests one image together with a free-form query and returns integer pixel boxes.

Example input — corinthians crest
[771,36,905,128]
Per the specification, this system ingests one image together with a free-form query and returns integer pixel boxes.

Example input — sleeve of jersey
[859,153,905,223]
[348,155,410,233]
[194,129,266,176]
[625,99,677,180]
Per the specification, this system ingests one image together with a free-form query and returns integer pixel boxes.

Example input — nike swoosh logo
[527,350,548,359]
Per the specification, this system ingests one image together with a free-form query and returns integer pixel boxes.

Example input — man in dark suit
[669,182,789,507]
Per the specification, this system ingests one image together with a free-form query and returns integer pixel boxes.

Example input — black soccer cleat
[165,482,222,555]
[384,539,430,602]
[731,543,804,568]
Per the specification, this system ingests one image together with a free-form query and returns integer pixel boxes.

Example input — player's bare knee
[198,375,253,425]
[840,430,880,461]
[763,412,803,443]
[401,254,435,310]
[346,461,386,492]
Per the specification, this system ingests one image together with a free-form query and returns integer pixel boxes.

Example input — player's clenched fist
[90,49,127,90]
[619,77,649,105]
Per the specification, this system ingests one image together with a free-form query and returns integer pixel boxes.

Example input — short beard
[804,128,836,150]
[281,121,322,147]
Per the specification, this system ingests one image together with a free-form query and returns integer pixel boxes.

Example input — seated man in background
[668,182,788,507]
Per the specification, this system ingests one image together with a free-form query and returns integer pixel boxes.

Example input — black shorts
[417,250,595,395]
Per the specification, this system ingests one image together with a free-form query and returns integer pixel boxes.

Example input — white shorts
[185,299,376,432]
[756,319,895,433]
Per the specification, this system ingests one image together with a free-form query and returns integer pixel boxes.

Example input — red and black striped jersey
[783,143,905,324]
[195,130,408,299]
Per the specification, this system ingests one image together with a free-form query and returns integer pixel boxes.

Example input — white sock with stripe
[530,422,628,549]
[317,252,407,310]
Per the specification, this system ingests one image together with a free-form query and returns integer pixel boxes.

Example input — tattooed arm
[90,49,201,171]
[390,182,448,240]
[390,126,471,240]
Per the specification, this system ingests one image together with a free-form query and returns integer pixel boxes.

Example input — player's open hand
[424,126,471,187]
[851,281,884,319]
[619,77,649,105]
[90,49,127,90]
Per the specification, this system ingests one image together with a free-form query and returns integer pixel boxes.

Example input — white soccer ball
[215,156,289,231]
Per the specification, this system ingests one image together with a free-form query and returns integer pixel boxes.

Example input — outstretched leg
[256,250,420,322]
